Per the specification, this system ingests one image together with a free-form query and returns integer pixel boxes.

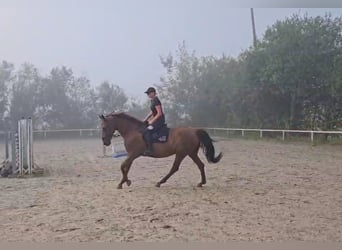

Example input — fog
[0,2,341,130]
[1,3,339,99]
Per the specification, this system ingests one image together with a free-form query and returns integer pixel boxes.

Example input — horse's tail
[196,129,222,163]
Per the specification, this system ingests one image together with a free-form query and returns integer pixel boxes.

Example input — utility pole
[250,8,257,47]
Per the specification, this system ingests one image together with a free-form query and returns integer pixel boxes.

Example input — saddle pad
[151,126,170,143]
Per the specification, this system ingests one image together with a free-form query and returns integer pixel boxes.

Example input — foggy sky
[1,1,341,101]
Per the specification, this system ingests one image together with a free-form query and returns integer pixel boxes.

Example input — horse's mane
[106,112,144,127]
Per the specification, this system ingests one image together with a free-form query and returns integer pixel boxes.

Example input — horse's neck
[115,118,141,138]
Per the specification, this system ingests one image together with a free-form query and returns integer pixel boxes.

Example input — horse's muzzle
[103,139,111,146]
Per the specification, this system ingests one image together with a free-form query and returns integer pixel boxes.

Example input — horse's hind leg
[189,153,206,187]
[156,153,186,187]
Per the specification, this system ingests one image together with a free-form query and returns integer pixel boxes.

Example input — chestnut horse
[99,112,222,189]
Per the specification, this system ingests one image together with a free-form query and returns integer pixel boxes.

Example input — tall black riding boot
[143,131,153,156]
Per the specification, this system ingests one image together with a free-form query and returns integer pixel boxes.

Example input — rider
[143,87,165,155]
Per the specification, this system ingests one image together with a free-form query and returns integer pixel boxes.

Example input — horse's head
[99,112,144,146]
[99,114,117,146]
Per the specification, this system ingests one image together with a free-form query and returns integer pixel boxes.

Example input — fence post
[80,130,82,136]
[17,118,33,175]
[260,130,263,138]
[282,131,285,141]
[311,131,314,143]
[5,132,9,159]
[28,118,33,175]
[242,130,245,137]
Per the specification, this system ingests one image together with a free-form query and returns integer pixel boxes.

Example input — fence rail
[34,128,100,138]
[1,127,342,142]
[203,127,342,142]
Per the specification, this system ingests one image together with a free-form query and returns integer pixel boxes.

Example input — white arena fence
[202,127,342,143]
[1,127,342,143]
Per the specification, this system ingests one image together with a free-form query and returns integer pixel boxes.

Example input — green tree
[9,63,41,128]
[65,75,97,128]
[159,42,245,127]
[244,13,342,129]
[0,61,14,130]
[158,42,200,125]
[96,81,128,114]
[127,97,150,120]
[37,67,98,129]
[36,66,73,129]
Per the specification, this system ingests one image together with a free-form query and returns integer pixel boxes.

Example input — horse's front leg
[117,157,134,189]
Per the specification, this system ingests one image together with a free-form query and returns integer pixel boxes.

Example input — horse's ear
[99,114,105,120]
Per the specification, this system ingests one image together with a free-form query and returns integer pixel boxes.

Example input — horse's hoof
[117,184,123,189]
[197,183,204,188]
[156,182,161,188]
[126,180,132,186]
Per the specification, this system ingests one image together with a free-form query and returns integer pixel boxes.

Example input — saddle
[141,124,170,143]
[151,125,170,143]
